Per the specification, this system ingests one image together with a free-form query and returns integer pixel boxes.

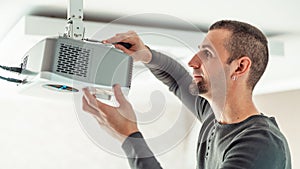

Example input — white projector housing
[18,36,133,100]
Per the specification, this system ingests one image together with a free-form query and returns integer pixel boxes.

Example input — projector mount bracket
[64,0,85,40]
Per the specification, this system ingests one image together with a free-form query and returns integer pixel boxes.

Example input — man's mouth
[193,74,204,82]
[193,75,203,78]
[193,72,204,78]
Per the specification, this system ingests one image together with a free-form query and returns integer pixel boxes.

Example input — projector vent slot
[56,43,90,77]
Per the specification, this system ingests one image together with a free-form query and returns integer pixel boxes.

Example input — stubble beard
[189,79,208,96]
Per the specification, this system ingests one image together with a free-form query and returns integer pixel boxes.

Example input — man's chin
[189,81,208,96]
[189,82,199,96]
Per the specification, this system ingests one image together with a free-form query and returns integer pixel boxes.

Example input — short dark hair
[209,20,269,90]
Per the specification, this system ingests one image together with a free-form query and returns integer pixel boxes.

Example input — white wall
[0,81,201,169]
[254,89,300,168]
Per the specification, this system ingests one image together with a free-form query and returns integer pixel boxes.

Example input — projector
[18,36,133,100]
[6,0,133,102]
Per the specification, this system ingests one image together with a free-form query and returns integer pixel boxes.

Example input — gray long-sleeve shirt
[122,50,292,169]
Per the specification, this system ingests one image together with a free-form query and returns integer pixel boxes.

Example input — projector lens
[43,84,79,92]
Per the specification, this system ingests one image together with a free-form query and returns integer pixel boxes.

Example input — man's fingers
[82,88,117,115]
[82,88,112,114]
[82,97,106,123]
[82,88,101,110]
[104,35,128,44]
[113,84,127,106]
[103,31,136,44]
[114,44,132,54]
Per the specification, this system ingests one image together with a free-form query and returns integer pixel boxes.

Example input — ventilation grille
[56,43,90,77]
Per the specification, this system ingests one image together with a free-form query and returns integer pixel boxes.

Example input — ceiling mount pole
[64,0,85,40]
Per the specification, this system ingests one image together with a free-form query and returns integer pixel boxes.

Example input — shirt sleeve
[122,132,163,169]
[145,49,212,122]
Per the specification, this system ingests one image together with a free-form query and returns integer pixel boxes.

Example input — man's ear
[232,56,252,78]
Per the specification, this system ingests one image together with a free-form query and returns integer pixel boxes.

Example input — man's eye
[203,50,212,58]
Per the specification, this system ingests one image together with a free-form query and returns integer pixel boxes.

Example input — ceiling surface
[1,0,300,40]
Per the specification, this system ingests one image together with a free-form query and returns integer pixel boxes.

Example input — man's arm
[103,30,212,122]
[122,132,163,169]
[99,31,212,169]
[82,85,162,169]
[145,49,212,122]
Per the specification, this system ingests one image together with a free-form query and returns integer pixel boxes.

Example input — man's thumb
[113,84,126,105]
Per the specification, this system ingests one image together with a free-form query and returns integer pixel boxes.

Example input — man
[82,20,291,169]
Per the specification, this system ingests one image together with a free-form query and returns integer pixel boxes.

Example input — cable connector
[0,65,22,74]
[0,75,27,84]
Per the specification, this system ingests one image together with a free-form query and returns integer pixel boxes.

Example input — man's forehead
[206,29,231,44]
[198,38,215,49]
[198,30,230,51]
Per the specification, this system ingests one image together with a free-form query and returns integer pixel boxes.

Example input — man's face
[188,29,231,99]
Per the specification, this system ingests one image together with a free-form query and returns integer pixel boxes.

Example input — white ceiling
[1,0,300,40]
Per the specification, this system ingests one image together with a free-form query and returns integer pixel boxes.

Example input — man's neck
[208,91,260,124]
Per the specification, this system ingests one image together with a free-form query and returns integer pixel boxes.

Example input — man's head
[189,20,269,98]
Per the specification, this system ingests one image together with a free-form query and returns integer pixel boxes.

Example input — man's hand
[103,30,152,63]
[82,84,139,142]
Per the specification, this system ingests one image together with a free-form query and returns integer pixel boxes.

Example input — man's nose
[188,54,202,69]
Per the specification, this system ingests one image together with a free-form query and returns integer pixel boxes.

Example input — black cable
[0,75,26,84]
[0,65,22,73]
